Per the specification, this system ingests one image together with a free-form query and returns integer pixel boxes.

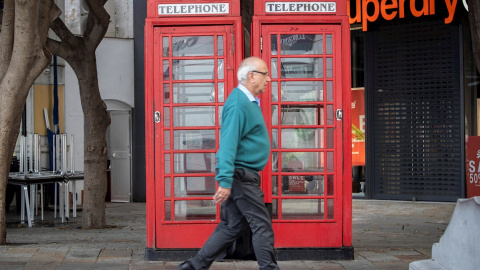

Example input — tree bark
[469,0,480,74]
[47,0,111,229]
[0,0,59,245]
[74,54,110,228]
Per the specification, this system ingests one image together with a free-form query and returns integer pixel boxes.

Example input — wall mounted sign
[265,2,336,13]
[466,136,480,198]
[348,0,459,31]
[158,3,229,15]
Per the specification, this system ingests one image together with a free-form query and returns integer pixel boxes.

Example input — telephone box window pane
[218,82,225,102]
[163,37,169,57]
[174,177,216,197]
[173,83,215,103]
[174,153,216,173]
[326,34,333,55]
[163,60,170,80]
[327,151,334,172]
[174,200,216,221]
[272,105,278,125]
[326,128,334,149]
[280,105,322,126]
[164,154,171,174]
[271,58,278,78]
[272,176,278,195]
[327,198,334,219]
[282,199,324,220]
[173,107,215,127]
[281,128,323,149]
[281,175,324,196]
[165,177,171,197]
[326,105,334,125]
[173,60,215,80]
[280,34,323,55]
[272,129,278,149]
[326,81,333,101]
[281,152,324,172]
[164,130,170,150]
[271,82,278,102]
[272,152,279,172]
[280,58,323,79]
[271,34,278,55]
[272,199,279,219]
[172,36,214,56]
[217,36,224,56]
[219,106,224,126]
[327,174,334,195]
[164,107,170,127]
[164,83,170,103]
[173,130,215,150]
[326,58,333,78]
[280,81,323,102]
[218,59,224,79]
[165,201,171,221]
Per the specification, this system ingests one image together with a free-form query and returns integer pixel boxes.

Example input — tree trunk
[0,0,57,245]
[73,54,111,229]
[469,0,480,73]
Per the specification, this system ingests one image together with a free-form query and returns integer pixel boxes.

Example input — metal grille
[370,18,462,201]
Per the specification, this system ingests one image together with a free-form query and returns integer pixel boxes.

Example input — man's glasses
[251,70,269,77]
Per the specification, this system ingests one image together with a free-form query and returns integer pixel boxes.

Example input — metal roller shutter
[369,18,463,201]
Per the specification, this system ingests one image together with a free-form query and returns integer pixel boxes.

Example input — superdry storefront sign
[348,0,461,31]
[158,3,229,15]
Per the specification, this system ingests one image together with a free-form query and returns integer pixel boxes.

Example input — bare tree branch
[0,0,15,80]
[50,17,82,49]
[83,0,110,51]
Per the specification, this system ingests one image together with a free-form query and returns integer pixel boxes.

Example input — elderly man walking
[178,57,279,270]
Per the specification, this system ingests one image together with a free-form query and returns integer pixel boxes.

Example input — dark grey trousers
[188,168,279,270]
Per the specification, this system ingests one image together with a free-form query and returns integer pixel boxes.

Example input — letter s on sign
[469,160,476,173]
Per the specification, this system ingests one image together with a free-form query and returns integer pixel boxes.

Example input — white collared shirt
[238,84,260,106]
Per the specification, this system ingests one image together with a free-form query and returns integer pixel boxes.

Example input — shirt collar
[238,84,260,106]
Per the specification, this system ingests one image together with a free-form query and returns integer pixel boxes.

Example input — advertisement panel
[465,136,480,198]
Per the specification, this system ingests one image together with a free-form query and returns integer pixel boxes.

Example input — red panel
[273,223,341,247]
[145,21,156,248]
[159,224,217,248]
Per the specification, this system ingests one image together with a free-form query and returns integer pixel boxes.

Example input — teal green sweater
[216,88,271,188]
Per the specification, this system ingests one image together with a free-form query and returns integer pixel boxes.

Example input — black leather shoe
[177,261,195,270]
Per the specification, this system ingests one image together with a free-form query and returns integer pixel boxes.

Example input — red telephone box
[251,0,352,258]
[145,0,352,261]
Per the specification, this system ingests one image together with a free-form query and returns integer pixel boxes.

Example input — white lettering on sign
[158,3,229,15]
[265,2,336,13]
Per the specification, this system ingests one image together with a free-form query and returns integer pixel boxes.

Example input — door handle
[336,109,343,121]
[154,111,161,123]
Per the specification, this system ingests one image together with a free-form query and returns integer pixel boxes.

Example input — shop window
[351,26,365,196]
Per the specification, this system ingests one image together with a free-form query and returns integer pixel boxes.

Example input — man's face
[248,60,271,97]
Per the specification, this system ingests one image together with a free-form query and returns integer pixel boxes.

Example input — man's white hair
[237,57,261,84]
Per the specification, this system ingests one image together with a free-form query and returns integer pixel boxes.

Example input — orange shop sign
[348,0,459,31]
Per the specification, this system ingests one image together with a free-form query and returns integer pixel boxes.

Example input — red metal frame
[252,0,352,248]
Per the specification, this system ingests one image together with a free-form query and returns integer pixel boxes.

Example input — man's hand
[213,187,231,204]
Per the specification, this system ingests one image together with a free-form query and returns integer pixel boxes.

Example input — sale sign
[465,136,480,198]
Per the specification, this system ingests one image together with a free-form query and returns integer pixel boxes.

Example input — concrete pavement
[1,200,456,269]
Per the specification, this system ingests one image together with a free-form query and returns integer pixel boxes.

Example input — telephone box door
[260,24,345,247]
[153,25,236,248]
